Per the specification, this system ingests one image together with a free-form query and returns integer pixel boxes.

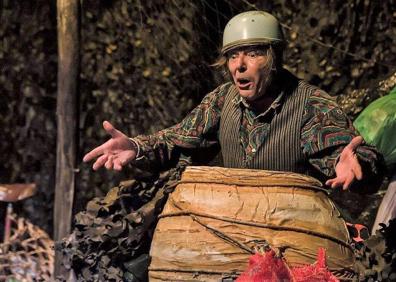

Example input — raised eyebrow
[247,49,266,55]
[227,51,240,57]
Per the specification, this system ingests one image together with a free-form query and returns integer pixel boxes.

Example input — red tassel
[291,248,339,282]
[236,250,293,282]
[237,248,339,282]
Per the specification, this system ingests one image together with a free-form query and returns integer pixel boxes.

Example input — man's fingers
[353,162,363,180]
[84,121,123,163]
[325,178,334,187]
[344,136,364,152]
[105,155,114,170]
[113,159,123,171]
[83,143,108,162]
[326,172,357,190]
[326,178,339,188]
[326,177,346,189]
[93,154,109,171]
[342,173,355,190]
[118,151,135,166]
[103,120,122,139]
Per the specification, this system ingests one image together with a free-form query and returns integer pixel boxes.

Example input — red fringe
[236,248,339,282]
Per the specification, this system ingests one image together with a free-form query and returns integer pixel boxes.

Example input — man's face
[227,46,272,102]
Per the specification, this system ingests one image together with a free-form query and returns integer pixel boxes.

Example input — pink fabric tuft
[236,250,293,282]
[291,248,339,282]
[237,248,339,282]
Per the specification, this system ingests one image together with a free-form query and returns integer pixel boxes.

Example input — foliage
[77,0,215,208]
[1,0,395,235]
[0,0,57,233]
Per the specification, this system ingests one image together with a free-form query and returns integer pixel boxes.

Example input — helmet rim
[221,38,283,54]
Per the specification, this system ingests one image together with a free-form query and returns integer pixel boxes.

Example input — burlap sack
[149,166,355,281]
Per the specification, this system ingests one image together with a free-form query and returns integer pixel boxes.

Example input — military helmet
[221,11,284,54]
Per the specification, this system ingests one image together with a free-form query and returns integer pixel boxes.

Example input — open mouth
[236,78,252,89]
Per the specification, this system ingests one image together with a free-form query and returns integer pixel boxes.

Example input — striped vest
[219,79,318,173]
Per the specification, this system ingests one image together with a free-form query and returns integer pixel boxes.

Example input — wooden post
[54,0,80,278]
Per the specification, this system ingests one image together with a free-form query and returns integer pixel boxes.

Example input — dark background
[1,0,395,236]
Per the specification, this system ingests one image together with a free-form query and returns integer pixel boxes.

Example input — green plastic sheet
[354,86,396,169]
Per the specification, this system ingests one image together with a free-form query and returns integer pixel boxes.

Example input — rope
[149,267,241,276]
[159,207,353,252]
[154,199,357,280]
[190,214,254,254]
[156,209,357,280]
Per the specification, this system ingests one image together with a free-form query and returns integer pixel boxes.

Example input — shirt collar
[232,90,286,119]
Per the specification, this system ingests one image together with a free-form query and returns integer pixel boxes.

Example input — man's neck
[249,94,275,112]
[248,78,281,113]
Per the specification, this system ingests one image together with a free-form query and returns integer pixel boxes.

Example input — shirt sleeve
[301,90,383,184]
[132,83,232,167]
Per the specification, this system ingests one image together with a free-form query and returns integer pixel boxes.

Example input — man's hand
[325,136,364,190]
[83,121,137,171]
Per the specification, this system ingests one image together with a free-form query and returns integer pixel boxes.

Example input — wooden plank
[54,0,80,278]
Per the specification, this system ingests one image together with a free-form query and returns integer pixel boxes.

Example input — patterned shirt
[133,72,381,181]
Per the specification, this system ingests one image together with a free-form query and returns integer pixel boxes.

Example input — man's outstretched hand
[325,136,364,190]
[83,121,137,171]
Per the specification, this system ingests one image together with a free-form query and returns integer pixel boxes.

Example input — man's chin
[237,90,256,100]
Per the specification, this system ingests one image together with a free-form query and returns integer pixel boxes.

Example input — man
[84,11,382,190]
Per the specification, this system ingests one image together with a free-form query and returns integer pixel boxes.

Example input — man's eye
[248,50,264,57]
[229,53,238,59]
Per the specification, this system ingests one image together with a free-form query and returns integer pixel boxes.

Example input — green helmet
[221,11,284,54]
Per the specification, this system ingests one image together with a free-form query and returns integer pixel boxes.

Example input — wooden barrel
[149,166,355,281]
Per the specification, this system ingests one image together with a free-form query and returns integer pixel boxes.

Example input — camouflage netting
[1,0,395,236]
[355,219,396,281]
[0,213,54,281]
[59,165,185,281]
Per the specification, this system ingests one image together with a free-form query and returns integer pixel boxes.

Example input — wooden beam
[54,0,80,278]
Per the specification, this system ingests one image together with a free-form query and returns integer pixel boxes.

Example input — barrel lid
[180,166,326,193]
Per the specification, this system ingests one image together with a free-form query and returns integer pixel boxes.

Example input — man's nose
[236,55,247,72]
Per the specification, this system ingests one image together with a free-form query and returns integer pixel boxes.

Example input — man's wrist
[129,138,144,160]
